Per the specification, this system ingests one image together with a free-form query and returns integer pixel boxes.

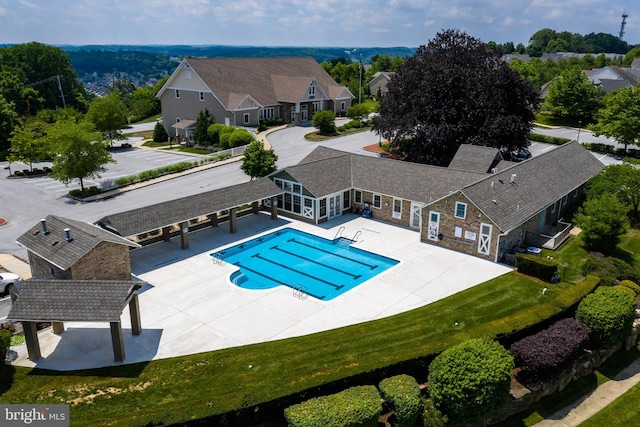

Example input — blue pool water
[211,228,399,301]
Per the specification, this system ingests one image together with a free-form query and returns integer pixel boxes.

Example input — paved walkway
[533,356,640,426]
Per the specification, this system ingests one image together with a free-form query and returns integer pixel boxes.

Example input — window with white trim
[373,194,382,209]
[454,202,467,219]
[343,191,350,209]
[185,71,192,79]
[199,92,205,101]
[244,113,250,125]
[341,102,346,111]
[320,198,327,217]
[393,198,402,219]
[260,107,274,120]
[175,89,180,99]
[313,102,319,113]
[308,85,315,96]
[354,190,362,204]
[274,177,314,218]
[562,194,568,206]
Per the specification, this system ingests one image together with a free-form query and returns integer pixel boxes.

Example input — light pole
[577,120,582,143]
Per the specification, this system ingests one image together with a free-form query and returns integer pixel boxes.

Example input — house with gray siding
[157,57,354,143]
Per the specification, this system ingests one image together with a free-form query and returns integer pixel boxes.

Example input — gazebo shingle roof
[8,280,141,322]
[16,215,139,271]
[96,177,282,237]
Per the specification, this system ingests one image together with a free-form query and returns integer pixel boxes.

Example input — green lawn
[579,376,640,427]
[0,272,592,427]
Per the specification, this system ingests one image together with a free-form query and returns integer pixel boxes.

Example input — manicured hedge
[515,253,558,282]
[619,280,640,296]
[428,338,513,425]
[422,398,448,427]
[510,318,589,383]
[529,133,571,145]
[284,385,381,427]
[379,374,421,427]
[576,286,636,349]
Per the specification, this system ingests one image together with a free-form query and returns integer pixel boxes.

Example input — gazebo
[8,280,142,362]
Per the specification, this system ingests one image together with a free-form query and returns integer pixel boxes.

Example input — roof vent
[510,173,517,184]
[64,228,73,242]
[41,218,49,235]
[491,167,497,174]
[492,199,497,204]
[491,181,494,189]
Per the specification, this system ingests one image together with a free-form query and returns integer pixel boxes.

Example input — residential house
[157,57,355,143]
[16,215,139,280]
[368,71,395,98]
[270,141,603,263]
[585,65,640,94]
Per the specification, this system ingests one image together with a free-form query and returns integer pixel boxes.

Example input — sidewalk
[0,253,31,280]
[533,356,640,426]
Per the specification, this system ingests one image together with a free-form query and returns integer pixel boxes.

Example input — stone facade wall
[420,192,500,261]
[28,252,70,279]
[69,241,132,280]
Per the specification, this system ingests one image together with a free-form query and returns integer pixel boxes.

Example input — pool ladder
[333,226,345,240]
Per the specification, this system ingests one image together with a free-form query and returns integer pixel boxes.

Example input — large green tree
[374,29,540,166]
[194,109,215,146]
[543,66,600,120]
[85,93,128,146]
[0,42,89,113]
[574,193,629,252]
[586,163,640,219]
[47,120,114,192]
[8,119,50,171]
[0,94,19,154]
[589,86,640,152]
[240,140,278,179]
[312,110,336,135]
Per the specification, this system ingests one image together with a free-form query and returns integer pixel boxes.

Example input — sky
[1,0,639,48]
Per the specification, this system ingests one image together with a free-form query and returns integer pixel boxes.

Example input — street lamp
[577,120,582,143]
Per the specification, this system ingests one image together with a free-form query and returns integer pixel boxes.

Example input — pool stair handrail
[351,230,362,242]
[333,225,345,240]
[211,252,225,266]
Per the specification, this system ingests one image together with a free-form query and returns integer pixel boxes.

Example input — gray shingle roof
[95,178,282,237]
[16,215,139,271]
[184,57,353,110]
[448,144,503,173]
[461,141,603,232]
[282,146,485,203]
[8,280,140,322]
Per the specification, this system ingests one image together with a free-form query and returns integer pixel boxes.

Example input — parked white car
[0,272,21,294]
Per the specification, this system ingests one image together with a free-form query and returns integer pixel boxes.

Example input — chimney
[510,173,517,184]
[64,228,73,242]
[41,218,49,235]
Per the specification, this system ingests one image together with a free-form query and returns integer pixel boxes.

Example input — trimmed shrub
[422,399,448,427]
[0,329,10,363]
[510,318,589,383]
[619,280,640,296]
[152,122,169,142]
[379,374,421,427]
[529,133,571,145]
[284,385,381,427]
[312,110,336,135]
[515,253,558,282]
[554,275,600,308]
[428,338,513,425]
[576,286,636,349]
[228,129,254,148]
[608,257,640,283]
[207,123,225,146]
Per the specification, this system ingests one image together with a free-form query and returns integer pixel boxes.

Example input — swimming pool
[211,228,399,301]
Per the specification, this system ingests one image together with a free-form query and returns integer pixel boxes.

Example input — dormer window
[308,85,315,96]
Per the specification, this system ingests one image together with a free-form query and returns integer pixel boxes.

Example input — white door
[478,223,492,255]
[329,194,341,219]
[428,211,440,241]
[410,202,423,229]
[301,105,308,121]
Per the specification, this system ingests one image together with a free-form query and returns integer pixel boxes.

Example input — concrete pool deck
[8,213,512,371]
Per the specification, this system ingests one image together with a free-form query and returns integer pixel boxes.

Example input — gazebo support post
[110,321,125,362]
[52,321,65,334]
[208,213,218,228]
[270,196,278,220]
[180,221,189,249]
[230,208,237,234]
[252,201,259,214]
[129,294,142,336]
[23,321,41,361]
[162,226,171,242]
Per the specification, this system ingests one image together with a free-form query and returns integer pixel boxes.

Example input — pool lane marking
[251,253,345,290]
[270,245,362,280]
[233,262,326,300]
[286,238,379,270]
